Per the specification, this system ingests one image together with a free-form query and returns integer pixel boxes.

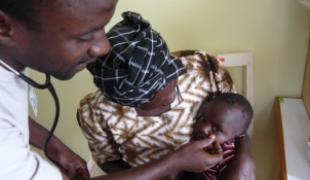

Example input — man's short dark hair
[0,0,59,30]
[212,92,254,132]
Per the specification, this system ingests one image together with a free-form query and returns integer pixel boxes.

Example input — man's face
[192,101,244,144]
[11,0,117,80]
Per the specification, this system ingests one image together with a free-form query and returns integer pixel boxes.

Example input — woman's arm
[92,137,223,180]
[99,160,131,173]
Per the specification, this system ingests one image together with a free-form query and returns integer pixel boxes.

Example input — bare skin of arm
[30,118,222,180]
[220,134,256,180]
[178,135,255,180]
[99,160,131,173]
[29,116,59,149]
[29,117,90,180]
[91,137,223,180]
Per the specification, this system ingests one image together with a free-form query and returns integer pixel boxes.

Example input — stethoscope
[0,59,60,167]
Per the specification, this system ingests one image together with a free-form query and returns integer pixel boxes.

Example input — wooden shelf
[302,43,310,117]
[275,97,310,180]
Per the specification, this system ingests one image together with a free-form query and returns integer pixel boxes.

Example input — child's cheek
[216,135,228,144]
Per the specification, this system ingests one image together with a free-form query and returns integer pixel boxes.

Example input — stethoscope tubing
[0,59,60,167]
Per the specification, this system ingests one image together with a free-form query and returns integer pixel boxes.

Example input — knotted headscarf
[87,11,186,107]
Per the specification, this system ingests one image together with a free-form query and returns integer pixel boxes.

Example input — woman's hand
[171,136,223,173]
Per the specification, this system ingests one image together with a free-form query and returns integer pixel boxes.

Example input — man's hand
[47,139,90,180]
[29,118,90,180]
[171,136,223,173]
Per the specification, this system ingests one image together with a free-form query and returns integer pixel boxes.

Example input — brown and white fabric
[77,51,234,167]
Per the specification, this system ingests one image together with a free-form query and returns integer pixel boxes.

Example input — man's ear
[0,10,15,46]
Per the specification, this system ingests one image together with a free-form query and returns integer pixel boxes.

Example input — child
[184,92,254,180]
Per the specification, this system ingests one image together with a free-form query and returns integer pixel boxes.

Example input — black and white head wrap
[87,11,186,107]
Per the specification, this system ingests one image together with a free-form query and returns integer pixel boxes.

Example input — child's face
[192,101,244,144]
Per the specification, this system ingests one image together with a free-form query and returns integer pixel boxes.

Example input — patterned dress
[77,51,234,168]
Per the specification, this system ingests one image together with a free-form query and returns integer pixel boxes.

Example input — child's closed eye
[211,125,222,133]
[211,126,218,132]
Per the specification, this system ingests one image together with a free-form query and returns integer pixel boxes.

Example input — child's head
[192,93,253,144]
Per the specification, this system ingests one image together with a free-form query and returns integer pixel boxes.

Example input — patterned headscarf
[87,11,186,107]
